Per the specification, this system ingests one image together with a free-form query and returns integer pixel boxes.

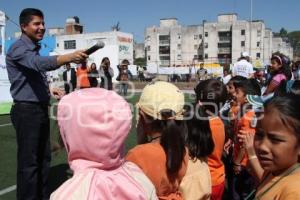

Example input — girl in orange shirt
[76,61,90,89]
[126,81,188,200]
[193,79,228,200]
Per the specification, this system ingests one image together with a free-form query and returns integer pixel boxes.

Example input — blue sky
[1,0,299,42]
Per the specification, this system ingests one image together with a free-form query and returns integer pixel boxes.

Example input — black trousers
[11,103,51,200]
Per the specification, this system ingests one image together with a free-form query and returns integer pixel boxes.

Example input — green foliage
[134,57,146,67]
[288,31,300,56]
[274,28,300,57]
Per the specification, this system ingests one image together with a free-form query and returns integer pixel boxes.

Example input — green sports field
[0,93,194,199]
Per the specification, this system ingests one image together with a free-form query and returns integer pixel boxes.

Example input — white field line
[0,123,12,127]
[0,185,16,196]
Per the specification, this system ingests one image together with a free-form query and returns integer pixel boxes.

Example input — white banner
[0,55,12,103]
[146,65,223,77]
[0,10,5,26]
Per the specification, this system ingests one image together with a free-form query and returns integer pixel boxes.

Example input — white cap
[242,52,249,57]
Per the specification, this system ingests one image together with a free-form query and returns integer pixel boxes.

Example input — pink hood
[53,88,157,200]
[57,88,132,172]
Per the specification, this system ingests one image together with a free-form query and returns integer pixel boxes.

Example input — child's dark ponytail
[185,104,214,159]
[160,120,186,175]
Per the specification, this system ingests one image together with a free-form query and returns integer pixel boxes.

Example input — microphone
[84,41,105,55]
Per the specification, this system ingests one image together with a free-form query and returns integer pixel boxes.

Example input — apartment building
[145,14,293,67]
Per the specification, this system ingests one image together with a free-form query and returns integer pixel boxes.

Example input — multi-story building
[145,18,203,67]
[145,14,293,67]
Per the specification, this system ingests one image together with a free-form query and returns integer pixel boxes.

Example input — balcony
[218,47,231,54]
[218,37,231,43]
[159,40,170,46]
[160,60,170,66]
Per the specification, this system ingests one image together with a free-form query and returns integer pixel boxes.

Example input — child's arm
[238,131,264,181]
[233,147,245,175]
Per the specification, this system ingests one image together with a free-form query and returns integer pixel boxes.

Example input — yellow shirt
[256,164,300,200]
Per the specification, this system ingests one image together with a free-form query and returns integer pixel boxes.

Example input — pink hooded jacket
[51,88,157,200]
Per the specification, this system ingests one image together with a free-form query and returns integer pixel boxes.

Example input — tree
[288,31,300,56]
[279,28,288,38]
[273,27,288,37]
[134,57,146,67]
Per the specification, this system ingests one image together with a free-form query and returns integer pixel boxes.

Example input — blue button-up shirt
[6,34,59,103]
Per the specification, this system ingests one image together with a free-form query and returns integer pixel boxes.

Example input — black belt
[13,100,49,107]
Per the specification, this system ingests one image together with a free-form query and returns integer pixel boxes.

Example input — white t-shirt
[233,59,254,78]
[222,74,232,85]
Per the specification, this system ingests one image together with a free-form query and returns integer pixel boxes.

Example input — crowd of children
[50,52,300,200]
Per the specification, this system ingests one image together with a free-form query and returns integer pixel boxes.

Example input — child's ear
[244,96,248,103]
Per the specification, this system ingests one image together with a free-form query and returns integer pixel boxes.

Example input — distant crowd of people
[62,57,132,95]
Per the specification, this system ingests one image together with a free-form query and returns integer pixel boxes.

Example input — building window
[177,44,181,50]
[148,56,151,61]
[194,55,198,59]
[256,53,261,58]
[257,30,261,37]
[147,46,151,51]
[241,41,245,47]
[64,40,76,49]
[199,34,202,39]
[205,43,208,48]
[178,34,181,39]
[257,42,260,47]
[56,43,59,47]
[159,46,170,54]
[205,32,208,37]
[177,54,182,60]
[194,35,198,40]
[194,44,198,50]
[205,54,208,59]
[241,29,245,35]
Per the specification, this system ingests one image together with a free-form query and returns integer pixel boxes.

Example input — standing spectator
[118,59,131,95]
[137,65,145,82]
[232,52,254,78]
[221,68,232,85]
[88,62,99,87]
[76,61,90,89]
[263,53,291,95]
[6,8,87,200]
[99,57,114,90]
[196,64,208,82]
[62,63,76,94]
[291,61,300,80]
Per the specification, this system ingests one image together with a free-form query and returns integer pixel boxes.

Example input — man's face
[21,15,45,42]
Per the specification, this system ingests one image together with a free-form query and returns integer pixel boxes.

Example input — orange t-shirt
[229,104,240,121]
[76,67,90,88]
[126,143,188,200]
[233,110,256,167]
[207,116,226,186]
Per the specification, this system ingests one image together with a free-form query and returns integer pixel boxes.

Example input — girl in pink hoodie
[51,88,157,200]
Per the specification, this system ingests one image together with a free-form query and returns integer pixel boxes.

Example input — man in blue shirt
[6,8,88,200]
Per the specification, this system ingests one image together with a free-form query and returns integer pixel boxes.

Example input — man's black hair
[19,8,44,26]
